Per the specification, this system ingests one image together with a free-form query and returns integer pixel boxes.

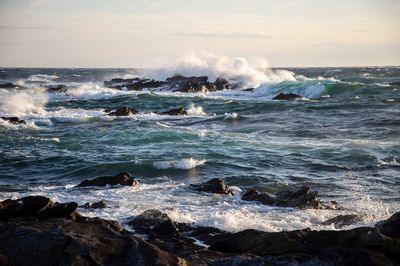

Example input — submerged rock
[159,107,187,116]
[321,214,364,228]
[0,196,78,221]
[44,84,67,93]
[1,116,26,125]
[0,82,18,89]
[76,172,138,187]
[273,92,303,100]
[190,178,234,195]
[107,107,139,116]
[241,186,335,209]
[80,200,107,209]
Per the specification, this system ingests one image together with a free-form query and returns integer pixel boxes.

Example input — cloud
[174,31,271,39]
[30,0,49,8]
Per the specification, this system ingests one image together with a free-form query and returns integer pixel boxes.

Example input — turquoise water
[0,67,399,232]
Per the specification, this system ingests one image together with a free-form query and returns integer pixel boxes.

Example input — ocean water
[0,65,399,232]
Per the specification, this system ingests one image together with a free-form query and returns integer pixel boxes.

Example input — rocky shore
[1,173,399,266]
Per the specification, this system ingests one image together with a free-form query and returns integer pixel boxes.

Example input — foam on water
[186,103,206,116]
[0,87,48,117]
[27,74,59,83]
[153,158,206,170]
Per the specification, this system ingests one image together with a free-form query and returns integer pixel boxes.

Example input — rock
[272,92,303,100]
[0,217,186,266]
[1,116,26,125]
[0,196,78,221]
[0,82,17,89]
[108,107,139,116]
[76,172,139,187]
[128,209,179,236]
[321,214,363,228]
[160,107,187,116]
[80,200,107,209]
[190,178,234,195]
[376,212,400,239]
[44,84,67,93]
[104,78,167,91]
[241,186,332,209]
[243,87,254,92]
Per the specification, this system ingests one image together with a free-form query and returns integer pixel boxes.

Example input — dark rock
[321,214,363,228]
[243,87,254,92]
[76,172,139,187]
[104,78,167,91]
[128,209,179,236]
[80,200,107,209]
[376,212,400,239]
[190,178,233,195]
[1,116,26,125]
[43,84,67,93]
[0,82,17,89]
[160,107,187,116]
[108,107,139,116]
[241,186,334,209]
[273,92,303,100]
[0,196,78,221]
[0,217,186,266]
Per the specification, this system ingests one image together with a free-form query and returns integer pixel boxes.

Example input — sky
[0,0,399,67]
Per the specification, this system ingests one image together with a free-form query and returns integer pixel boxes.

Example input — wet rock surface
[44,84,68,93]
[107,107,139,116]
[1,116,26,125]
[241,186,338,209]
[189,178,234,195]
[80,200,107,209]
[0,196,399,266]
[273,92,303,100]
[159,107,187,116]
[321,214,364,228]
[76,172,139,187]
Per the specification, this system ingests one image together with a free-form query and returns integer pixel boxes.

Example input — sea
[0,62,399,232]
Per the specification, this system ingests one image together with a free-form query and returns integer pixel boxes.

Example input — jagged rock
[104,78,167,91]
[76,172,139,187]
[272,92,303,100]
[321,214,364,228]
[0,217,186,266]
[241,186,335,209]
[190,178,234,195]
[108,107,139,116]
[0,196,78,220]
[128,209,179,236]
[1,116,26,125]
[160,107,187,116]
[80,200,107,209]
[214,77,231,90]
[376,212,400,239]
[243,88,254,92]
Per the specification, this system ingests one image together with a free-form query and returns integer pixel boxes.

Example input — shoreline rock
[189,178,234,195]
[1,116,26,125]
[107,107,139,116]
[80,200,107,209]
[1,196,399,265]
[76,172,139,187]
[273,92,303,100]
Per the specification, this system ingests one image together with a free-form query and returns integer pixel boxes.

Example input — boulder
[321,214,364,228]
[0,217,186,266]
[0,196,78,221]
[160,107,187,116]
[76,172,138,187]
[80,200,107,209]
[241,186,334,209]
[272,92,303,100]
[108,107,139,116]
[128,209,179,236]
[190,178,234,195]
[104,78,167,91]
[44,84,67,93]
[376,212,400,239]
[1,116,26,125]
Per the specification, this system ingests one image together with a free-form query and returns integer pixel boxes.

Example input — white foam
[0,87,48,117]
[186,103,206,116]
[66,82,132,100]
[27,74,59,82]
[224,112,238,119]
[377,158,399,166]
[153,158,206,169]
[142,51,296,89]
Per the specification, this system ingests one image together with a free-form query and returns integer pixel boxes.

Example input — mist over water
[0,61,399,232]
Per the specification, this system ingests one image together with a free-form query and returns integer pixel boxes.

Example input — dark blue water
[0,66,399,232]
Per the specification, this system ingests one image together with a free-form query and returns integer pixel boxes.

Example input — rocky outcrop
[321,214,364,228]
[376,212,400,239]
[103,75,232,93]
[159,107,187,116]
[107,107,139,116]
[273,92,303,100]
[1,116,26,125]
[44,84,67,93]
[189,178,234,195]
[80,200,107,209]
[0,196,79,221]
[76,172,139,187]
[241,186,339,209]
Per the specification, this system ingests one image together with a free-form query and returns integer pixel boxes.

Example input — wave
[0,87,48,117]
[141,51,296,89]
[27,74,59,83]
[186,103,206,116]
[153,158,206,170]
